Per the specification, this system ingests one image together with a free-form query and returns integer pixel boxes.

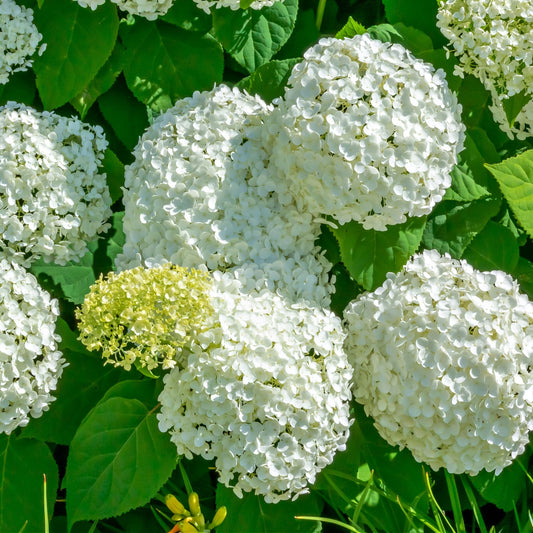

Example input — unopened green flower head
[76,264,213,371]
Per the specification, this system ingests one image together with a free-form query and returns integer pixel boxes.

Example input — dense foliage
[1,0,533,532]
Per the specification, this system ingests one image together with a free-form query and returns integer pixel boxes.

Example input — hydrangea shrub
[344,250,533,475]
[0,102,112,266]
[268,34,465,230]
[0,259,65,434]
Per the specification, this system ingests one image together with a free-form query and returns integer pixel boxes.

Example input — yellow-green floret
[76,264,213,371]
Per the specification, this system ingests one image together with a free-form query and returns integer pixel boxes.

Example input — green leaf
[100,379,160,410]
[470,450,531,512]
[215,485,322,533]
[101,149,125,204]
[98,76,148,151]
[236,58,299,102]
[443,164,490,202]
[462,221,519,274]
[30,249,96,305]
[501,90,531,128]
[366,23,403,43]
[274,8,318,60]
[0,70,36,107]
[332,216,427,291]
[71,42,125,119]
[0,436,59,533]
[335,16,366,39]
[422,197,501,259]
[121,19,223,113]
[213,0,298,73]
[382,0,445,47]
[106,212,125,269]
[389,23,433,54]
[161,0,212,33]
[486,149,533,239]
[33,0,119,109]
[21,350,123,445]
[66,397,177,530]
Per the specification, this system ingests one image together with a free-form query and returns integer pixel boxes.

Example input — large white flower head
[192,0,284,14]
[158,272,353,503]
[437,0,533,138]
[76,264,214,372]
[268,34,465,230]
[0,0,43,85]
[118,85,333,306]
[344,250,533,476]
[0,103,112,267]
[74,0,173,20]
[0,258,66,434]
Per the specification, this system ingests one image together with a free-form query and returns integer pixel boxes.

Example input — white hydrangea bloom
[0,103,112,267]
[158,272,353,503]
[268,35,465,230]
[436,0,533,139]
[193,0,284,14]
[118,85,333,306]
[344,250,533,476]
[74,0,173,20]
[0,0,44,85]
[0,258,66,434]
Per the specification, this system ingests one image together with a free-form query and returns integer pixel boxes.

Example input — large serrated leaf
[33,0,118,109]
[236,58,299,102]
[215,485,322,533]
[71,42,125,119]
[0,436,59,533]
[66,397,177,530]
[121,19,223,113]
[470,450,531,512]
[443,164,490,202]
[486,149,533,239]
[422,197,501,259]
[213,0,298,73]
[462,221,519,274]
[21,350,123,445]
[98,76,148,151]
[332,216,427,291]
[161,0,212,33]
[382,0,445,47]
[30,249,96,305]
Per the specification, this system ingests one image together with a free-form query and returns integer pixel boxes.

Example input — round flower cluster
[268,34,465,230]
[74,0,174,20]
[436,0,533,139]
[343,249,533,476]
[118,85,333,306]
[158,272,353,503]
[0,102,112,267]
[0,0,44,85]
[193,0,284,14]
[0,259,65,434]
[76,264,213,371]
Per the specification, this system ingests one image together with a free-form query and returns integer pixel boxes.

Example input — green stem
[316,0,327,31]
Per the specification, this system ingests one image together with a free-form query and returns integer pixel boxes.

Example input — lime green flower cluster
[76,264,213,371]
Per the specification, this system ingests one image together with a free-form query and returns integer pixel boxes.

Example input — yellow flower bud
[188,492,202,517]
[208,506,227,529]
[179,518,199,533]
[165,494,189,519]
